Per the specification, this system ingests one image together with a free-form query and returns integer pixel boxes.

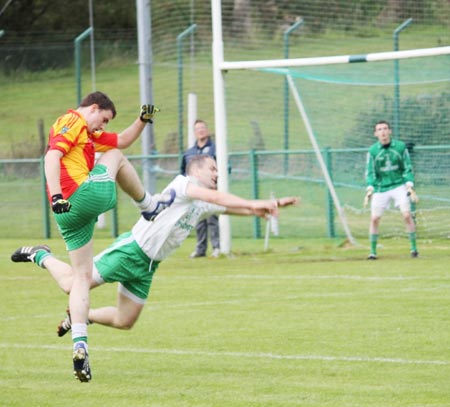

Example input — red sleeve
[93,131,118,152]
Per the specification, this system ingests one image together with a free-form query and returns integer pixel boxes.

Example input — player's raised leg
[11,245,52,266]
[12,245,77,293]
[57,289,144,337]
[89,290,144,329]
[97,149,176,220]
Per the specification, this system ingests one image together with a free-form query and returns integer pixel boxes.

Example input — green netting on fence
[2,147,449,241]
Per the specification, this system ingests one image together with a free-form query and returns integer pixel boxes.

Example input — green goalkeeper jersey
[365,139,414,193]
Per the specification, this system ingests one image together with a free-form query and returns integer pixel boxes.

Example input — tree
[230,0,252,38]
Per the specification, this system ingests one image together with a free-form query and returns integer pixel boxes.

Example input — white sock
[135,191,154,211]
[72,323,88,346]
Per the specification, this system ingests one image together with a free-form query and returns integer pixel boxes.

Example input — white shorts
[371,184,411,217]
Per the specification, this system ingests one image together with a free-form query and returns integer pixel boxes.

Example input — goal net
[218,49,450,243]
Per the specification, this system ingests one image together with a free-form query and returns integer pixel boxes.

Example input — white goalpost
[210,0,450,253]
[285,74,356,245]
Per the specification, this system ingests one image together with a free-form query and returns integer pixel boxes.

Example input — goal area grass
[1,237,449,406]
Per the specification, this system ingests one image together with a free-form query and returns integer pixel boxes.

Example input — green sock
[409,232,417,252]
[370,234,378,255]
[35,251,52,268]
[73,337,88,344]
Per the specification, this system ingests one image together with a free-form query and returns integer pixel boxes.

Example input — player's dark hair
[186,154,211,175]
[374,120,391,130]
[79,91,117,118]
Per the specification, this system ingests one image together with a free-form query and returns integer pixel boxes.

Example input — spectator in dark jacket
[181,119,220,258]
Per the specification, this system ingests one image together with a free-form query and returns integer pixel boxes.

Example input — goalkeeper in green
[364,120,418,260]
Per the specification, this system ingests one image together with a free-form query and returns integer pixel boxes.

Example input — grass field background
[1,237,450,406]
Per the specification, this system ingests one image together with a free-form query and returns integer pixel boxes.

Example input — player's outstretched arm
[186,182,261,209]
[225,196,299,218]
[117,105,160,149]
[186,180,298,216]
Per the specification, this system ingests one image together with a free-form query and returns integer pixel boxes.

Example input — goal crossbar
[220,46,450,71]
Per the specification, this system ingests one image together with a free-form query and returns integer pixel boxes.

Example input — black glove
[139,104,160,123]
[51,194,71,214]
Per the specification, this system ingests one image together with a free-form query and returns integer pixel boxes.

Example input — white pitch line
[1,274,449,285]
[210,274,422,281]
[155,274,450,282]
[0,343,447,366]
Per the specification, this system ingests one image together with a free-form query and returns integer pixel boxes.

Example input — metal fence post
[324,148,335,238]
[74,27,93,105]
[40,156,51,238]
[250,149,261,238]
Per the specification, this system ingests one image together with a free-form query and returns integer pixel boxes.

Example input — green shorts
[93,232,159,303]
[54,164,117,251]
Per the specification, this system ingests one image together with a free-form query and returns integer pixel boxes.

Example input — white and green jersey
[131,175,225,261]
[365,139,414,193]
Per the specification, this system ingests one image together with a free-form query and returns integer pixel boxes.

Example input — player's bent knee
[97,148,124,167]
[114,318,136,330]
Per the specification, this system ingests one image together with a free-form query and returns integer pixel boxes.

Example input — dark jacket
[180,137,216,175]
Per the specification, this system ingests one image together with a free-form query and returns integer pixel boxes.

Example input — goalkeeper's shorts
[371,184,410,217]
[54,164,117,251]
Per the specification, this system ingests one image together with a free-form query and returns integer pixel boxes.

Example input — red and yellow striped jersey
[47,109,118,199]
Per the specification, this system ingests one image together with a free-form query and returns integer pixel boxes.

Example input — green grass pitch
[1,237,450,406]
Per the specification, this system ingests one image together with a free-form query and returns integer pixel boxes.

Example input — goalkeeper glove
[363,186,374,208]
[51,194,71,214]
[139,104,160,123]
[406,183,419,203]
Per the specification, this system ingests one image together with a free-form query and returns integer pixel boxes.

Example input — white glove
[406,183,419,203]
[363,186,374,208]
